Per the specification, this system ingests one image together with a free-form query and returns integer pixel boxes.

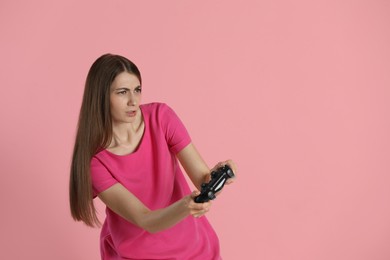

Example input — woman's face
[109,72,142,125]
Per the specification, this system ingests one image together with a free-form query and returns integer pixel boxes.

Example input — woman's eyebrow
[114,87,130,91]
[113,85,141,91]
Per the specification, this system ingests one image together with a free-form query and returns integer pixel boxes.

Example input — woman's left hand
[210,159,238,185]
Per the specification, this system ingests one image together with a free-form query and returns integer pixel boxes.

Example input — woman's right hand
[183,191,212,218]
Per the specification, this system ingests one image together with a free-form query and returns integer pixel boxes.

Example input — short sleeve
[159,104,192,154]
[90,157,118,198]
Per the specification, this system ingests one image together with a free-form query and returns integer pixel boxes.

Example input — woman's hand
[209,159,238,185]
[183,191,212,218]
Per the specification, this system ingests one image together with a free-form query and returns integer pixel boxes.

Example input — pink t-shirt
[90,103,221,260]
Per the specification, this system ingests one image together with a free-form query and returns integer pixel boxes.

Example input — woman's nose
[128,94,136,106]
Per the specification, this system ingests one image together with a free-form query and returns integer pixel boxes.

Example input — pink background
[1,0,389,259]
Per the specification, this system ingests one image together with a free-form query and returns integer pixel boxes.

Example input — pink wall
[1,0,389,259]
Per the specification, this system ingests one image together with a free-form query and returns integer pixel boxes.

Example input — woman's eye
[118,90,127,95]
[135,88,142,93]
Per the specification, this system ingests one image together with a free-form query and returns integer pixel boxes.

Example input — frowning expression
[110,72,142,124]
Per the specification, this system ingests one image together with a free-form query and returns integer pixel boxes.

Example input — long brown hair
[69,54,142,227]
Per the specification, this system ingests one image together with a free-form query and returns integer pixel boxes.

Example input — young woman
[69,53,237,259]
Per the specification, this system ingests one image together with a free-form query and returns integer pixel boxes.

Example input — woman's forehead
[111,72,141,89]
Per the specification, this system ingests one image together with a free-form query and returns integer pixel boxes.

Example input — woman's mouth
[126,110,137,117]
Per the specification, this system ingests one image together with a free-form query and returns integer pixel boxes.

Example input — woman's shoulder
[141,102,171,111]
[141,102,176,117]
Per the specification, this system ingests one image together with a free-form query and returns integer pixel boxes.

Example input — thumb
[190,190,200,199]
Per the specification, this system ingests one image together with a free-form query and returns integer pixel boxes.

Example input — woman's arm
[177,142,238,190]
[98,183,210,234]
[176,143,210,190]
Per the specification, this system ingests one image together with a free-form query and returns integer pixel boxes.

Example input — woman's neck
[109,112,144,149]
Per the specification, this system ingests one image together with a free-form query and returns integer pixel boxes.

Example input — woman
[69,53,236,259]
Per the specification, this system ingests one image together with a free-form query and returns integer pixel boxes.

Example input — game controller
[194,165,235,203]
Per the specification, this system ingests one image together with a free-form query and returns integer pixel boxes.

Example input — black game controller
[194,165,235,203]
